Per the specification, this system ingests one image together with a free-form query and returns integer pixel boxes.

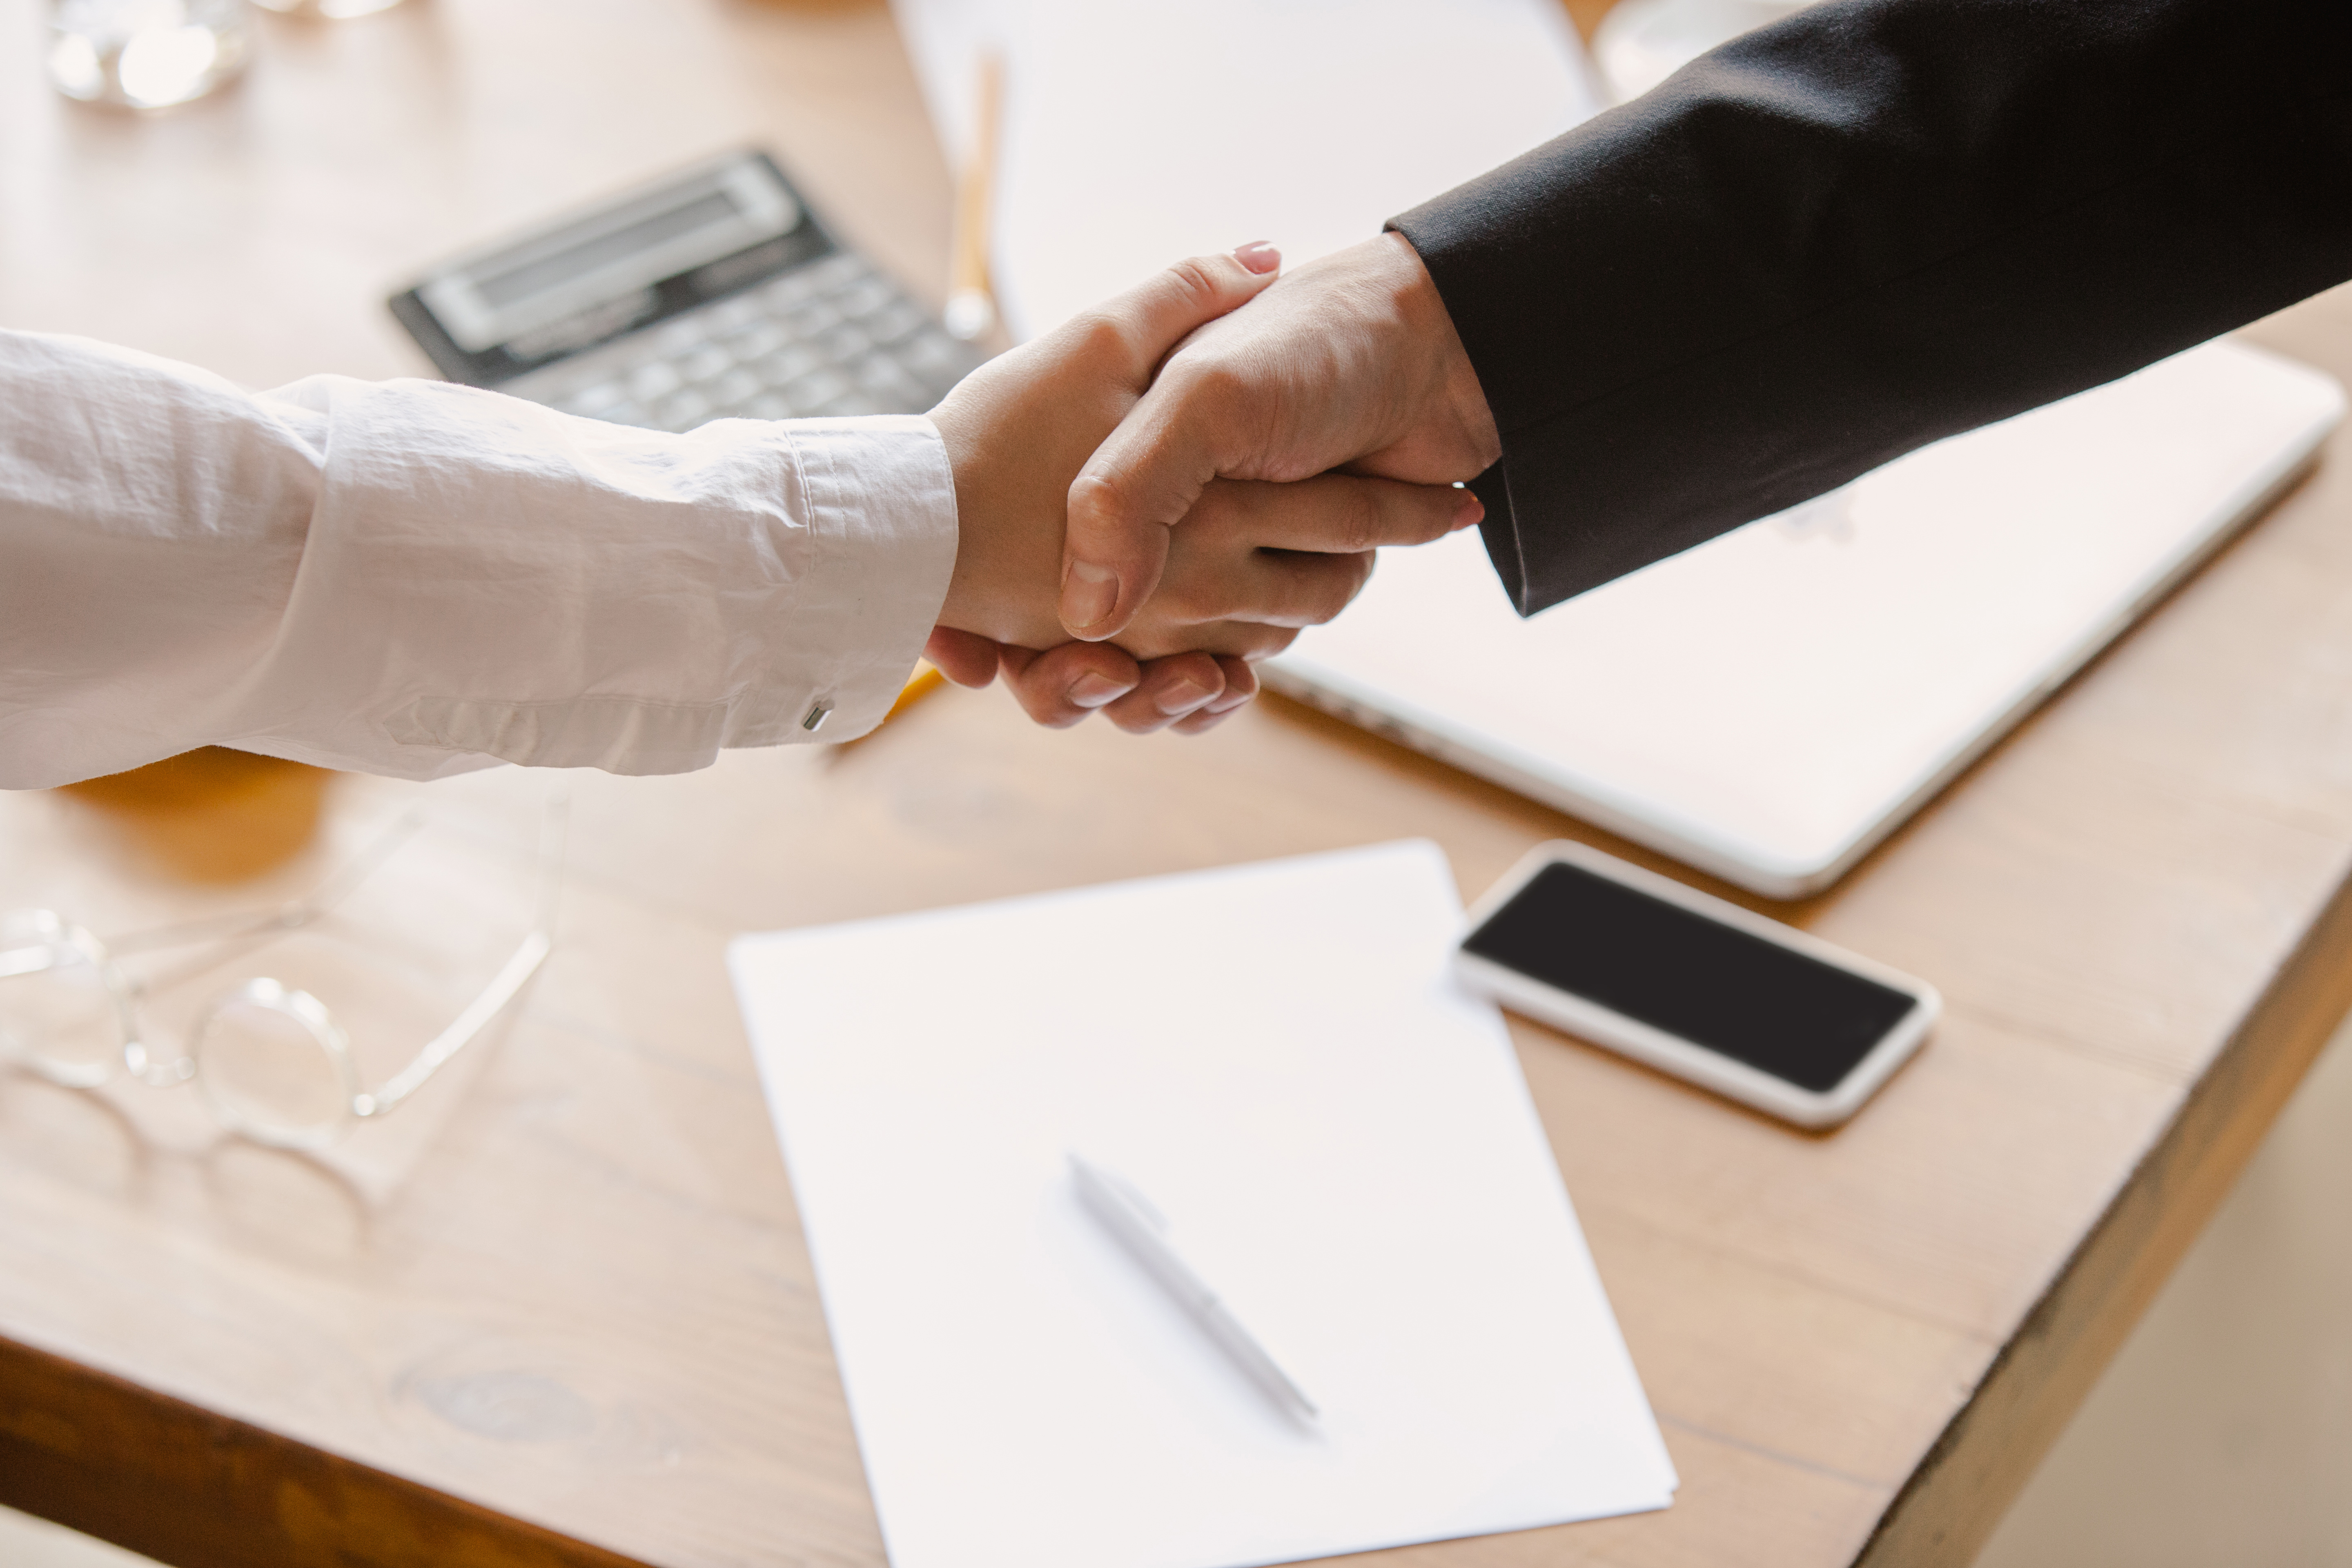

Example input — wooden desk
[6,2,2352,1565]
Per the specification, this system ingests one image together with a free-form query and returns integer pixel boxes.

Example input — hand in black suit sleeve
[1401,0,2352,612]
[1055,0,2352,644]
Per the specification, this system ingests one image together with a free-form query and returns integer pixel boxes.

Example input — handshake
[922,233,1501,733]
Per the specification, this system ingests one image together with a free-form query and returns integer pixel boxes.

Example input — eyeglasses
[0,801,562,1151]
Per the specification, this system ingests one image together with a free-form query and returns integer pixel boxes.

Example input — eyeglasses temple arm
[0,947,56,979]
[107,812,428,958]
[360,927,551,1118]
[359,795,567,1119]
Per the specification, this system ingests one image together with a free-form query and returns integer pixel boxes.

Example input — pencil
[943,51,1003,342]
[882,659,948,724]
[829,661,949,757]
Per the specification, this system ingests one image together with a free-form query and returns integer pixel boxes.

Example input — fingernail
[1232,241,1281,275]
[1067,671,1130,708]
[1205,688,1254,714]
[1155,677,1214,716]
[1060,561,1120,630]
[1452,488,1485,530]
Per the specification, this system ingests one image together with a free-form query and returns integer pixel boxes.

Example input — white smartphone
[1455,842,1940,1128]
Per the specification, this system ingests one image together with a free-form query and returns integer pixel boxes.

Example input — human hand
[924,628,1258,736]
[929,241,1479,728]
[1054,231,1501,642]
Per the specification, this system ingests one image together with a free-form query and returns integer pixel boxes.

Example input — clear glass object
[47,0,250,110]
[247,0,404,17]
[0,802,562,1152]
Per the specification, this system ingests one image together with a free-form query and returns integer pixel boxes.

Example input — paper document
[890,0,1603,339]
[729,841,1675,1568]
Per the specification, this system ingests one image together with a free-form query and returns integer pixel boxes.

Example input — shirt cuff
[750,414,961,744]
[249,386,961,777]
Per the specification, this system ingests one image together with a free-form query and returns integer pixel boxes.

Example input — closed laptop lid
[1267,340,2345,898]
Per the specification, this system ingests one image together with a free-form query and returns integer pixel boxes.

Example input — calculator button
[761,269,821,308]
[708,367,762,407]
[705,296,762,333]
[563,381,629,418]
[759,345,822,385]
[815,390,886,417]
[816,323,872,361]
[802,253,865,290]
[835,278,897,317]
[628,361,684,402]
[782,301,841,338]
[653,389,713,430]
[863,301,926,344]
[679,344,733,383]
[852,354,930,410]
[497,247,982,432]
[728,320,788,361]
[902,330,973,387]
[788,368,849,410]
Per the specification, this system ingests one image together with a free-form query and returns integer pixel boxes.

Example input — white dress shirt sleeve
[0,329,960,789]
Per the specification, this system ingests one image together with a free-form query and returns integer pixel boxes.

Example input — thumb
[1057,241,1282,639]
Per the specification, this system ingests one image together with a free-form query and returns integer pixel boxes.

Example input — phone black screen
[1462,862,1920,1093]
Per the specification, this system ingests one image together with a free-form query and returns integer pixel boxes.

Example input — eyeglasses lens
[194,993,350,1146]
[0,933,123,1088]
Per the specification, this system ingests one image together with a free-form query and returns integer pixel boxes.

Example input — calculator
[388,149,986,431]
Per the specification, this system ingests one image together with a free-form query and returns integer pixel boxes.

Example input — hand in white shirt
[923,243,1480,734]
[928,245,1474,690]
[0,248,1466,784]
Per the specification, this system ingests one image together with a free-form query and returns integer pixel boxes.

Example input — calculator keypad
[499,252,985,432]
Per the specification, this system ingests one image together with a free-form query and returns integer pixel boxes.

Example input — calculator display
[390,149,984,427]
[472,190,742,309]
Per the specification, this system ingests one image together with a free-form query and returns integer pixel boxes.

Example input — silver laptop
[1265,340,2344,899]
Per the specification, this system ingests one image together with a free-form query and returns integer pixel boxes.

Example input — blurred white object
[1267,341,2346,898]
[47,0,247,109]
[891,0,1603,341]
[1590,0,1818,103]
[249,0,405,20]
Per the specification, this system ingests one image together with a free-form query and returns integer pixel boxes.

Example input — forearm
[1393,0,2352,613]
[0,330,955,787]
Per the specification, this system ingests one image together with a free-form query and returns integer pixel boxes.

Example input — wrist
[926,386,1069,649]
[1381,231,1501,472]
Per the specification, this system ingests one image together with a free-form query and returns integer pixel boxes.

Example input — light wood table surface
[7,2,2352,1566]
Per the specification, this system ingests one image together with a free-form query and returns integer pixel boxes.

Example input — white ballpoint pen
[1068,1153,1320,1427]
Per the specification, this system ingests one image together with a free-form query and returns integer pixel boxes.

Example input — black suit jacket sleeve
[1389,0,2352,616]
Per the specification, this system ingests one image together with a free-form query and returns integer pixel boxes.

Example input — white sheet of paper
[889,0,1603,339]
[728,841,1676,1568]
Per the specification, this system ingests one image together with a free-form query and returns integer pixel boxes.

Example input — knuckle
[1149,577,1218,626]
[1177,484,1244,544]
[1318,553,1377,621]
[1108,703,1170,735]
[1403,488,1462,543]
[1063,310,1135,372]
[1176,359,1253,416]
[1164,256,1225,311]
[1289,554,1370,628]
[1338,487,1386,554]
[1015,686,1087,728]
[1250,625,1300,659]
[1065,470,1141,549]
